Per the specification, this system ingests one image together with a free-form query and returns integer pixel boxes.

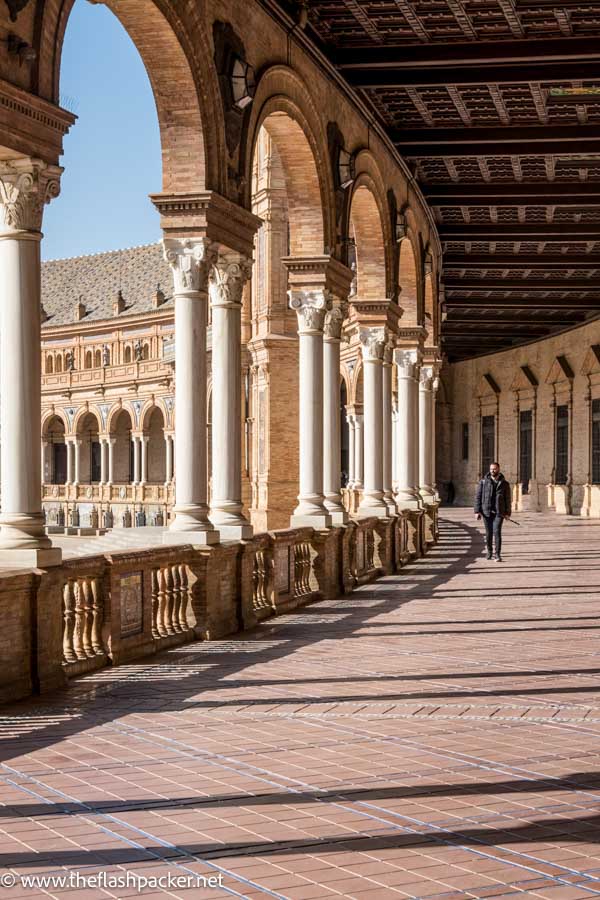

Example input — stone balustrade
[0,506,438,704]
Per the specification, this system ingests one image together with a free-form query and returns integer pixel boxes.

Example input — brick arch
[139,398,168,432]
[349,176,388,301]
[105,403,133,435]
[243,67,336,255]
[352,362,364,407]
[73,407,102,436]
[398,234,422,327]
[42,409,68,436]
[37,0,224,193]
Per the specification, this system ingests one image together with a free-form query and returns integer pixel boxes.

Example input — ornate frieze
[394,348,420,380]
[288,289,332,334]
[0,159,61,234]
[419,364,435,391]
[323,304,346,341]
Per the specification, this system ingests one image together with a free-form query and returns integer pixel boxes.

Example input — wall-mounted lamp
[395,210,408,241]
[337,147,355,189]
[230,56,255,109]
[5,33,36,64]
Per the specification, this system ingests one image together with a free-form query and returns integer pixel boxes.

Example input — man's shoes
[486,551,492,560]
[495,555,503,562]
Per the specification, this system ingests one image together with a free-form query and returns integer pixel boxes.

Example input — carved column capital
[394,348,420,380]
[208,250,253,308]
[323,304,346,342]
[420,364,435,391]
[0,158,62,235]
[359,326,387,363]
[288,289,332,334]
[163,237,211,296]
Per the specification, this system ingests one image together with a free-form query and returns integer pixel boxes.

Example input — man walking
[474,461,511,561]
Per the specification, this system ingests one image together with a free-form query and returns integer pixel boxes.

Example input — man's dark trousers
[483,513,503,556]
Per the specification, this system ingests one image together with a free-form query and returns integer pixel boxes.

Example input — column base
[215,523,254,541]
[0,546,62,568]
[357,493,389,518]
[163,529,219,546]
[419,488,437,504]
[384,493,397,516]
[395,490,423,511]
[291,513,332,529]
[324,495,349,525]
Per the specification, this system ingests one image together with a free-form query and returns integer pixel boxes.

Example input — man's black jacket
[474,472,511,517]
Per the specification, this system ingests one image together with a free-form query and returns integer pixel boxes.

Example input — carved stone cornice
[163,237,211,296]
[282,255,353,302]
[150,190,262,258]
[395,325,426,353]
[359,326,387,362]
[0,79,75,163]
[349,297,403,335]
[208,250,253,308]
[288,289,332,335]
[0,158,61,234]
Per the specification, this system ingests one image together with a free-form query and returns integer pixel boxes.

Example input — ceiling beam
[423,183,600,206]
[333,35,600,69]
[444,296,600,308]
[439,225,600,241]
[347,59,600,88]
[394,124,600,151]
[444,279,599,291]
[442,254,600,269]
[444,315,582,325]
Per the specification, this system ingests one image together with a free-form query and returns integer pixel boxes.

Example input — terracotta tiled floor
[2,509,600,899]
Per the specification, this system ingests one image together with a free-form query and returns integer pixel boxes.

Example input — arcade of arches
[0,2,598,694]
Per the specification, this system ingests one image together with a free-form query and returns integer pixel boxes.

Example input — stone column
[432,377,440,500]
[289,289,332,528]
[165,434,173,485]
[394,349,422,510]
[323,305,348,525]
[132,436,140,485]
[66,440,74,486]
[208,250,253,539]
[73,439,81,486]
[41,440,50,485]
[107,439,115,485]
[0,159,62,565]
[354,413,364,490]
[346,412,356,488]
[163,238,217,544]
[391,403,398,494]
[358,327,388,518]
[99,439,108,485]
[140,436,149,485]
[382,344,396,515]
[419,365,436,502]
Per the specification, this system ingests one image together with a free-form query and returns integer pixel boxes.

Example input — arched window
[56,355,63,373]
[94,349,102,368]
[46,355,54,374]
[84,350,92,369]
[124,345,132,363]
[142,343,150,360]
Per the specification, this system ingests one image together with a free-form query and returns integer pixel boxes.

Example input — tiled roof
[41,243,173,328]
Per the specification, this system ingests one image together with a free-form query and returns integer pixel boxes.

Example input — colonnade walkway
[2,509,600,899]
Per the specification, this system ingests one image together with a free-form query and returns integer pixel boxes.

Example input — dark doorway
[555,405,569,485]
[91,441,102,483]
[481,415,495,474]
[53,443,67,484]
[519,410,532,494]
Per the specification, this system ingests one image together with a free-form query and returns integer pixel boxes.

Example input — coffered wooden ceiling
[281,0,600,360]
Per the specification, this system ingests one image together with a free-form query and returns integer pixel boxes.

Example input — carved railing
[62,573,106,675]
[0,508,435,705]
[151,563,193,644]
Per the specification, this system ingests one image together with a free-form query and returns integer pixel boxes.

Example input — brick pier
[2,509,600,899]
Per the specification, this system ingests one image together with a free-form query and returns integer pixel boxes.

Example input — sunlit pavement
[2,508,600,899]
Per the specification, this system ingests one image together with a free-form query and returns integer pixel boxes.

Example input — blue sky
[42,0,162,260]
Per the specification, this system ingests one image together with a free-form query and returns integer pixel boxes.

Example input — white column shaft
[165,435,173,485]
[140,437,148,485]
[73,440,81,485]
[419,371,435,500]
[382,359,395,514]
[132,436,140,485]
[209,253,252,539]
[354,416,364,489]
[107,440,115,485]
[358,359,387,516]
[347,414,355,488]
[394,352,422,510]
[323,335,347,523]
[99,439,107,485]
[66,440,74,485]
